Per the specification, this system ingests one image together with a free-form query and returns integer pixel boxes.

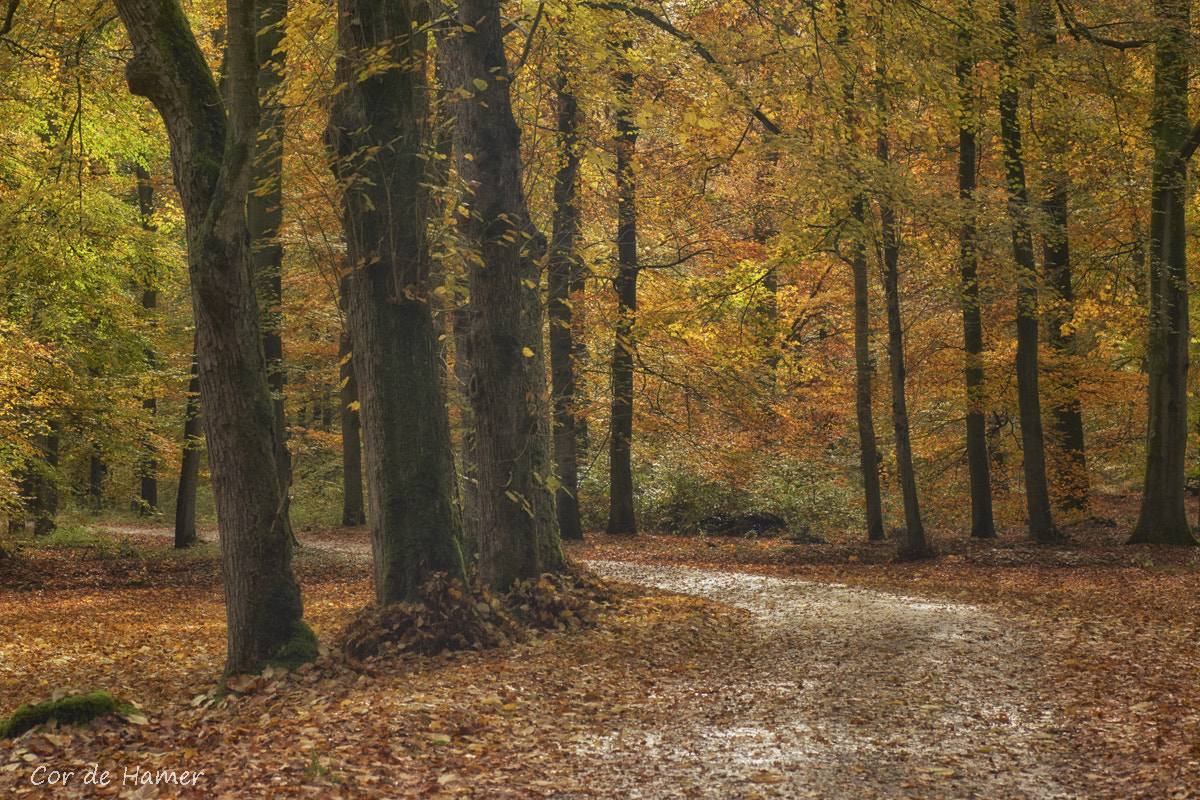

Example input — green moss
[0,691,131,739]
[265,620,319,672]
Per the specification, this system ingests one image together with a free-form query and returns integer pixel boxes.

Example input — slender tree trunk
[441,0,564,587]
[607,57,638,537]
[114,0,313,674]
[956,10,996,539]
[249,0,293,514]
[32,422,59,537]
[837,0,885,542]
[328,0,466,603]
[548,73,584,541]
[337,329,365,527]
[175,345,201,549]
[1132,0,1197,545]
[135,165,159,515]
[1032,0,1089,514]
[877,124,928,558]
[89,446,106,510]
[999,0,1061,543]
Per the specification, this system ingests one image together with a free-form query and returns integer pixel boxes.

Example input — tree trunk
[88,447,106,510]
[999,0,1061,544]
[877,126,929,559]
[135,166,158,515]
[441,0,564,588]
[837,0,885,542]
[113,0,313,674]
[328,0,467,603]
[607,58,638,538]
[249,0,293,516]
[1132,0,1198,545]
[337,330,365,527]
[548,73,584,542]
[32,422,59,537]
[1032,0,1089,515]
[175,345,201,549]
[956,9,996,539]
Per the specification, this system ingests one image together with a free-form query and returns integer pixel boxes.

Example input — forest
[1,0,1200,797]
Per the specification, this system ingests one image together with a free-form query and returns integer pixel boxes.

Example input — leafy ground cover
[0,501,1196,798]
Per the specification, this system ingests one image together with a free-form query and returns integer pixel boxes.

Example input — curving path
[572,560,1080,800]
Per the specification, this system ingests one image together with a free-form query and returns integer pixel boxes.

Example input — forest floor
[0,500,1197,798]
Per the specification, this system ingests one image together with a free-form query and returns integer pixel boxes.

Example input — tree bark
[607,57,638,537]
[135,165,159,515]
[337,329,365,527]
[1132,0,1198,545]
[548,73,584,541]
[956,8,996,539]
[174,345,201,549]
[441,0,564,587]
[113,0,313,674]
[999,0,1061,543]
[328,0,467,603]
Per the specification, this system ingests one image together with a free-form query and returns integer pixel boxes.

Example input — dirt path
[571,560,1079,800]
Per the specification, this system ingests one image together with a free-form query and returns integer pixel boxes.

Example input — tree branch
[0,0,19,38]
[1054,0,1151,50]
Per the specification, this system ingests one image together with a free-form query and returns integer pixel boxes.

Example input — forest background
[3,0,1200,596]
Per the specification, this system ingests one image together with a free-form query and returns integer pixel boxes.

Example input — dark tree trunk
[607,59,638,538]
[135,167,159,515]
[548,73,584,542]
[836,0,885,542]
[328,0,467,602]
[1132,0,1198,545]
[337,330,365,527]
[877,127,929,559]
[956,10,996,539]
[113,0,313,674]
[249,0,293,514]
[441,0,564,588]
[175,346,201,549]
[88,447,106,510]
[999,0,1061,544]
[1033,0,1089,514]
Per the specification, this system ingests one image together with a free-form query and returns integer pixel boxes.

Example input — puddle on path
[564,561,1080,800]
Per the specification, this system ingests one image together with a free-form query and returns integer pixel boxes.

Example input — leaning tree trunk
[328,0,466,603]
[113,0,314,675]
[441,0,563,588]
[955,9,996,539]
[999,0,1061,544]
[607,57,639,538]
[548,72,584,542]
[1132,0,1198,545]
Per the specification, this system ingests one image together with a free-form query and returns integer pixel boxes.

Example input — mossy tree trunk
[113,0,313,674]
[327,0,467,603]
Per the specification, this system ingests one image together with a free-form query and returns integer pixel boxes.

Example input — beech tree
[327,0,468,602]
[112,0,315,674]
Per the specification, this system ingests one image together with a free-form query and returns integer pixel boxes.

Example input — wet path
[572,560,1079,800]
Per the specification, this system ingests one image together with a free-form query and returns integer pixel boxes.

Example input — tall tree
[548,69,585,541]
[441,0,564,588]
[113,0,315,674]
[337,326,365,527]
[1132,0,1199,545]
[174,345,201,549]
[327,0,467,602]
[607,47,639,537]
[955,7,996,539]
[998,0,1061,544]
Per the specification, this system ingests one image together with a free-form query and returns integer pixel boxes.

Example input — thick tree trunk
[249,0,293,515]
[328,0,466,603]
[877,129,929,559]
[441,0,563,587]
[114,0,313,674]
[607,60,638,537]
[337,331,365,527]
[956,14,996,539]
[548,74,584,542]
[1132,0,1197,545]
[999,0,1061,544]
[174,347,201,549]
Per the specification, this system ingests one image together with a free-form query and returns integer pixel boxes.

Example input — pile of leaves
[338,561,618,662]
